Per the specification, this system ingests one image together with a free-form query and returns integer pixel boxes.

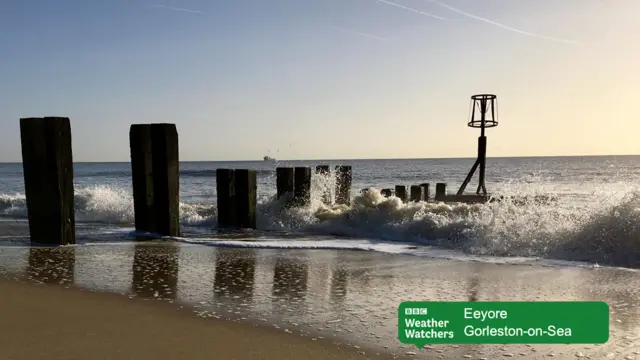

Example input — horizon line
[0,153,638,164]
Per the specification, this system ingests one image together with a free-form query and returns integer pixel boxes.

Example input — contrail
[331,25,387,41]
[429,0,577,44]
[152,4,205,14]
[375,0,447,21]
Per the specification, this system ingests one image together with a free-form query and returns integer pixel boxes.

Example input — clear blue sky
[1,0,638,162]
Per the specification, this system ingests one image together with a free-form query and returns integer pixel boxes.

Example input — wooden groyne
[20,117,75,245]
[17,118,529,244]
[130,124,180,237]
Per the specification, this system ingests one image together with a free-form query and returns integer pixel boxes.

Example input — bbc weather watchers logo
[405,307,428,315]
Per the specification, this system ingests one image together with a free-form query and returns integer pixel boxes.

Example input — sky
[0,0,638,162]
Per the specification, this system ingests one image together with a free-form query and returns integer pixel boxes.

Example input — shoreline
[0,276,395,360]
[1,242,639,359]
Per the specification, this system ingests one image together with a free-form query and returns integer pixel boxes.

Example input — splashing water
[2,172,640,267]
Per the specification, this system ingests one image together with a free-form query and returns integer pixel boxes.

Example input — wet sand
[0,277,392,360]
[1,241,640,359]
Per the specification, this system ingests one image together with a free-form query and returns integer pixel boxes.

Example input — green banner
[398,301,609,347]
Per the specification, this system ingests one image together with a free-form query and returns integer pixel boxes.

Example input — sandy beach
[0,276,395,360]
[1,241,639,359]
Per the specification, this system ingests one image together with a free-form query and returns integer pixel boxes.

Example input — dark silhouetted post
[381,188,393,197]
[276,167,295,200]
[216,169,236,229]
[235,169,257,229]
[335,165,352,205]
[435,183,447,201]
[129,123,180,237]
[457,94,498,196]
[315,165,331,204]
[294,167,311,206]
[20,117,75,245]
[395,185,407,202]
[410,185,423,202]
[420,183,430,201]
[129,125,153,233]
[315,165,330,175]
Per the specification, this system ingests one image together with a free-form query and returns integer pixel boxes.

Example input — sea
[1,155,640,269]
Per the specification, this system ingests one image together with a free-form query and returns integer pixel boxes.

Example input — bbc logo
[405,307,428,315]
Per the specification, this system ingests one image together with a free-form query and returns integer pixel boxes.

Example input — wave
[0,186,217,226]
[1,180,640,268]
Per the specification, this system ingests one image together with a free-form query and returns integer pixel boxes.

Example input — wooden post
[216,169,236,229]
[235,169,257,229]
[381,188,393,197]
[129,123,180,237]
[335,165,352,205]
[276,167,294,200]
[315,165,330,175]
[315,165,331,204]
[129,125,154,233]
[20,117,75,245]
[151,124,180,236]
[293,167,311,206]
[410,185,423,202]
[395,185,407,202]
[435,182,447,201]
[420,183,430,201]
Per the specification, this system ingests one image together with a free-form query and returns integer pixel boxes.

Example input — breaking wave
[1,180,640,268]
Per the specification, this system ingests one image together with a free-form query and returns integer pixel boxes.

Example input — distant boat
[263,156,276,162]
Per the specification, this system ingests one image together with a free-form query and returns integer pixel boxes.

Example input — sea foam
[1,175,639,268]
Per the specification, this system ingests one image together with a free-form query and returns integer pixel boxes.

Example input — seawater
[1,156,640,268]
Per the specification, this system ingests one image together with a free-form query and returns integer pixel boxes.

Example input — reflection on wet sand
[2,244,640,359]
[213,248,256,302]
[131,244,179,300]
[329,266,348,305]
[272,255,308,312]
[467,264,480,302]
[28,247,75,285]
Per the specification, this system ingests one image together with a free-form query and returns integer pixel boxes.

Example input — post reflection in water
[329,266,348,305]
[271,255,308,311]
[467,264,481,302]
[131,244,179,300]
[213,248,256,302]
[27,247,76,285]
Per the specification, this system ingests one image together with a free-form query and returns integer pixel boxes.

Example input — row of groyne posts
[17,117,455,246]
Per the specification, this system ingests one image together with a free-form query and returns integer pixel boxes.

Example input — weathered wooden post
[276,167,295,200]
[420,183,430,201]
[216,169,236,229]
[315,165,331,204]
[395,185,407,202]
[410,185,423,202]
[435,182,447,202]
[335,165,352,205]
[235,169,257,229]
[381,188,393,197]
[294,167,311,206]
[129,123,180,237]
[20,117,75,245]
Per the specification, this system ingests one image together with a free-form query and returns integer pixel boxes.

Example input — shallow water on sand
[1,242,639,360]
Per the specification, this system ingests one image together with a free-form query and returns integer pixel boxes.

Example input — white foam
[1,177,640,268]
